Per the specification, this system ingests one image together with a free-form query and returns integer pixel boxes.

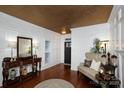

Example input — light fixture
[61,26,67,34]
[101,55,107,65]
[62,31,66,34]
[33,42,39,57]
[111,55,118,66]
[8,41,16,61]
[33,42,39,49]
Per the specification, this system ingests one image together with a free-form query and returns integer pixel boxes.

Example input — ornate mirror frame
[17,36,33,58]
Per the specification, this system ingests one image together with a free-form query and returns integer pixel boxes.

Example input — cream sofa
[78,52,102,83]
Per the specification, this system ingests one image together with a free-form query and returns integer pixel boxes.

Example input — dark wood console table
[2,57,42,88]
[96,73,120,88]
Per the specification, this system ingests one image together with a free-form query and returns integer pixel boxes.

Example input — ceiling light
[61,26,67,34]
[62,31,66,34]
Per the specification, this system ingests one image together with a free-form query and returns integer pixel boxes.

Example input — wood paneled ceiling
[0,5,113,34]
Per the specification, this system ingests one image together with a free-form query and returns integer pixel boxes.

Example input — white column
[116,50,124,88]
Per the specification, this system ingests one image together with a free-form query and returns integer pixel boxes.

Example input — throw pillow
[90,59,101,71]
[84,59,92,67]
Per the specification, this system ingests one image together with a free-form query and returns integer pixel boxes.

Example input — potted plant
[91,38,101,53]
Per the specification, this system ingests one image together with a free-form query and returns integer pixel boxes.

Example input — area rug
[34,79,74,88]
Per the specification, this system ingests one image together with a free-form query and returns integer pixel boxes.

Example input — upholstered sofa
[78,52,103,83]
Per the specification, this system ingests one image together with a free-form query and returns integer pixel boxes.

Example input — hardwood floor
[8,64,97,88]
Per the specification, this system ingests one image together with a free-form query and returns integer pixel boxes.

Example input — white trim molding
[108,5,121,23]
[115,50,124,56]
[115,50,124,88]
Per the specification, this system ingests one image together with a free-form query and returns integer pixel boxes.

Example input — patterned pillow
[84,59,92,67]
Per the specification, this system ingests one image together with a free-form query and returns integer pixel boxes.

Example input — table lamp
[8,41,16,61]
[33,42,39,58]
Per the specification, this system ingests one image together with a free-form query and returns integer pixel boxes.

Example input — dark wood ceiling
[0,5,113,34]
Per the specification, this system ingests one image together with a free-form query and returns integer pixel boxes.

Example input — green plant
[91,38,101,53]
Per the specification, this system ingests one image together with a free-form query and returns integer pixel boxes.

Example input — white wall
[60,34,71,63]
[0,12,61,86]
[71,23,110,70]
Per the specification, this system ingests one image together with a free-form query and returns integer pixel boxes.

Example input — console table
[2,57,42,88]
[96,73,120,88]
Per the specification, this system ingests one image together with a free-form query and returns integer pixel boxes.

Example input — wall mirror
[17,36,32,58]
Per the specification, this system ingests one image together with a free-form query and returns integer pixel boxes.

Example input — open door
[64,39,71,65]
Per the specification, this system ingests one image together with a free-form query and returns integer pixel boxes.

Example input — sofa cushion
[90,59,101,71]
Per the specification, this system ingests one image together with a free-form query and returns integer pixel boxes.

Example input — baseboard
[63,63,71,66]
[71,67,78,71]
[41,63,60,71]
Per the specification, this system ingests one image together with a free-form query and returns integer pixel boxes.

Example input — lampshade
[8,41,16,48]
[101,57,107,65]
[33,43,39,48]
[101,54,107,65]
[111,55,118,66]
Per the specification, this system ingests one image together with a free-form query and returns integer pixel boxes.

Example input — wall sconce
[8,41,16,61]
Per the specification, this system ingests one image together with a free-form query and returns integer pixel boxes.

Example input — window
[45,40,50,64]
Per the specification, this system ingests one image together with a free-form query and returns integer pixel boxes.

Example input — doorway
[64,38,71,65]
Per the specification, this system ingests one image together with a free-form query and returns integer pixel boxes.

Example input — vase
[9,69,16,80]
[21,66,28,76]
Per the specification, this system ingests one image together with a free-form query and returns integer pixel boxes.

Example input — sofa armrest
[78,63,98,83]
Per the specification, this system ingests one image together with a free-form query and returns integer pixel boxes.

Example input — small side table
[96,73,120,88]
